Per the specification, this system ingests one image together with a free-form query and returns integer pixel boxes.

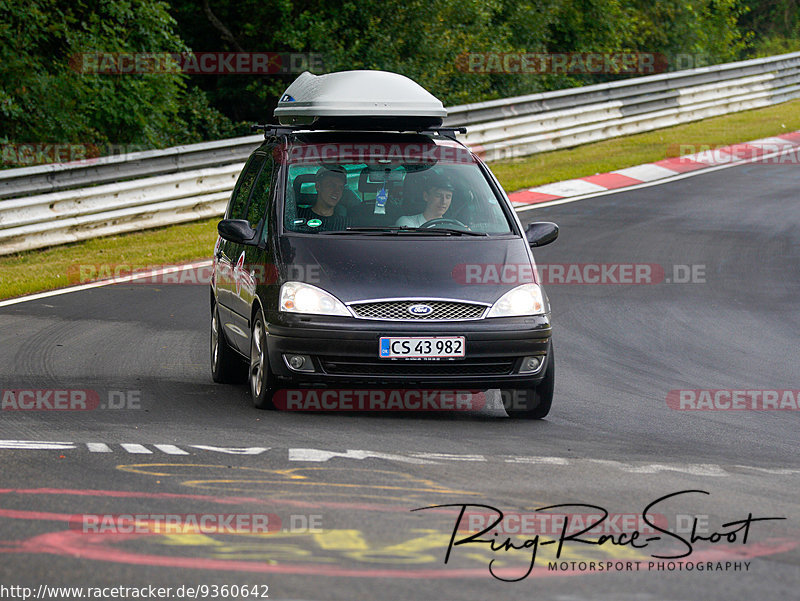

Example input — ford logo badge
[408,304,433,316]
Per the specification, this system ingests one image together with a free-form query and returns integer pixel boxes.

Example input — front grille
[349,300,486,321]
[319,357,515,376]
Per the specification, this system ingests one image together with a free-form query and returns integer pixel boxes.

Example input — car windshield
[282,142,514,236]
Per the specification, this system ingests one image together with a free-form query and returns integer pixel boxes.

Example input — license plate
[379,336,465,358]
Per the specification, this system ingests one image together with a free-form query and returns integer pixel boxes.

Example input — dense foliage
[172,0,749,121]
[1,0,797,158]
[0,0,235,152]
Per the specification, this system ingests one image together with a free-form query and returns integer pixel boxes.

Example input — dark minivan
[211,70,558,418]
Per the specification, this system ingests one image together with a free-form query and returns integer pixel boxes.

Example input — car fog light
[519,356,544,374]
[284,354,315,372]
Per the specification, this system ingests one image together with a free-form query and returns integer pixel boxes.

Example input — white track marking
[189,445,270,455]
[409,452,486,461]
[688,149,735,165]
[504,456,570,465]
[120,443,152,454]
[86,443,112,453]
[0,440,797,478]
[730,465,800,475]
[0,440,75,450]
[528,179,608,197]
[288,448,436,464]
[748,136,795,147]
[613,164,679,181]
[587,459,727,477]
[153,444,190,455]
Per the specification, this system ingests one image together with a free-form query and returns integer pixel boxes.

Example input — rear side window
[246,151,275,228]
[227,154,266,220]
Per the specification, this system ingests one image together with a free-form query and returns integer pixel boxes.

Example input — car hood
[277,235,536,304]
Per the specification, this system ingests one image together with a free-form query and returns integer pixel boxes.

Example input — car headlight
[487,284,547,318]
[279,282,350,316]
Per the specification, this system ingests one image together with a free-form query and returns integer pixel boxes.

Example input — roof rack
[251,123,467,139]
[419,126,467,140]
[250,124,300,138]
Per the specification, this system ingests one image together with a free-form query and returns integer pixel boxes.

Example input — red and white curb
[507,131,800,207]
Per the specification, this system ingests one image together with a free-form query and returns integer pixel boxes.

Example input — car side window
[227,154,266,220]
[245,150,274,228]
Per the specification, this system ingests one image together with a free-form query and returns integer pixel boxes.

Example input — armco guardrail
[0,138,260,255]
[1,51,799,254]
[0,165,242,254]
[0,135,262,200]
[444,52,800,161]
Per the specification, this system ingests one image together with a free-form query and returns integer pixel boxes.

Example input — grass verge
[2,99,800,301]
[0,219,219,300]
[490,99,800,191]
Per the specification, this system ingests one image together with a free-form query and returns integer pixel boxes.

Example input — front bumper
[265,312,552,388]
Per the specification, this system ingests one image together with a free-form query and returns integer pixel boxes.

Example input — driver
[297,165,349,231]
[396,173,454,227]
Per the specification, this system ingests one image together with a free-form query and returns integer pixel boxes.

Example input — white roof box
[273,70,447,130]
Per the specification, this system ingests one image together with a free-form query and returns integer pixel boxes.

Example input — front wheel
[504,344,555,419]
[211,305,246,384]
[249,309,277,410]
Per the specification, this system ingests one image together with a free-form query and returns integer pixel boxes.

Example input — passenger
[297,165,349,230]
[396,173,454,227]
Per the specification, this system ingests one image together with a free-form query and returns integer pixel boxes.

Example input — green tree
[2,0,776,155]
[0,0,235,155]
[170,0,752,124]
[624,0,748,70]
[738,0,800,56]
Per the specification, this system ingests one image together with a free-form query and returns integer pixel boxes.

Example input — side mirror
[525,222,559,247]
[218,219,257,245]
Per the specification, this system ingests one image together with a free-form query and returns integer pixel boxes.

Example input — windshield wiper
[348,226,403,232]
[403,227,488,236]
[321,226,487,236]
[319,227,404,235]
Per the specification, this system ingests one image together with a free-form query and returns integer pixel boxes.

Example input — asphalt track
[0,160,798,600]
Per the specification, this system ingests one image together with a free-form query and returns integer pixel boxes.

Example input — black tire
[211,304,246,384]
[249,309,277,410]
[505,344,555,420]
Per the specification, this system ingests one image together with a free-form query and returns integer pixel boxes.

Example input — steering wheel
[419,218,469,229]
